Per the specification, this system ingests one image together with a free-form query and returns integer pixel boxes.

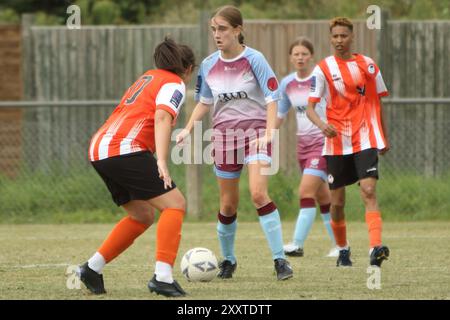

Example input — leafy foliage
[0,0,449,25]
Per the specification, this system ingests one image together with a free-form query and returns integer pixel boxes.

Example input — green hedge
[1,163,449,223]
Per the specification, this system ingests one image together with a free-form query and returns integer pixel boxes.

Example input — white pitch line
[5,263,71,269]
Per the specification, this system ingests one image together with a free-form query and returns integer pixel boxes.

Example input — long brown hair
[289,37,315,55]
[212,5,244,44]
[154,37,196,77]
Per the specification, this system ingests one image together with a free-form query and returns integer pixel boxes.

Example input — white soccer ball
[180,247,218,282]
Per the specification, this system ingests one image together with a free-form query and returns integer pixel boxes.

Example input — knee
[158,193,186,213]
[331,194,345,207]
[331,204,345,218]
[251,189,269,207]
[361,185,377,200]
[172,194,186,211]
[298,188,316,200]
[130,206,155,226]
[220,196,238,215]
[220,203,238,215]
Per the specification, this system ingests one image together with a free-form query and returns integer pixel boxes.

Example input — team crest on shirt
[310,158,319,168]
[170,89,183,109]
[368,64,376,74]
[267,77,278,91]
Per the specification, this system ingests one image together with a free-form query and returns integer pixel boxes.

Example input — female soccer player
[307,17,390,267]
[177,5,293,281]
[276,37,338,258]
[77,38,196,297]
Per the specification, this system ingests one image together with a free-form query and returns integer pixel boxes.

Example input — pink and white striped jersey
[278,72,326,150]
[195,46,279,130]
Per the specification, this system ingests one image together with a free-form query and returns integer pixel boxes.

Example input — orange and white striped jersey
[89,69,185,161]
[308,54,389,156]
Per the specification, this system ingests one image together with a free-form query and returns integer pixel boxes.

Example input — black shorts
[325,148,379,190]
[91,151,176,206]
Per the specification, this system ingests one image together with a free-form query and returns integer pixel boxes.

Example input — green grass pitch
[0,221,449,299]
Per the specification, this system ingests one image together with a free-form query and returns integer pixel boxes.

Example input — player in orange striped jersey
[306,17,390,267]
[77,38,195,297]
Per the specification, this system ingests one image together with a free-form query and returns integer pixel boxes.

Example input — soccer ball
[180,247,218,282]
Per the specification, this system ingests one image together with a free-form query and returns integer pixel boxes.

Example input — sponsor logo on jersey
[218,91,248,103]
[224,66,237,71]
[368,64,376,74]
[295,105,307,114]
[332,74,342,81]
[366,167,377,173]
[170,89,183,109]
[267,77,278,91]
[310,76,316,92]
[195,75,202,94]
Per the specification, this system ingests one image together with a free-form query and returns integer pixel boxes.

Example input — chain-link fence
[0,100,449,223]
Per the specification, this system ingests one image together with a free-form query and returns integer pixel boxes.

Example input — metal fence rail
[1,97,450,107]
[0,98,449,221]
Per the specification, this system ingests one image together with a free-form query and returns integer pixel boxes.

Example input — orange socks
[366,211,382,248]
[331,219,347,248]
[156,208,185,266]
[98,216,149,263]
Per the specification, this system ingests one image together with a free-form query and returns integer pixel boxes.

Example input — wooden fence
[0,25,23,178]
[11,15,450,216]
[380,21,450,176]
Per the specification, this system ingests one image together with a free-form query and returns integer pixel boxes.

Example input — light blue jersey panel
[277,73,297,118]
[245,48,280,104]
[194,51,219,104]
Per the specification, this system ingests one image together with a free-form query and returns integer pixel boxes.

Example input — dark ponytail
[154,37,196,77]
[238,33,244,44]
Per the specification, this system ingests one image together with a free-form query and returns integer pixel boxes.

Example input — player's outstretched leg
[78,215,149,294]
[148,207,187,297]
[77,261,106,294]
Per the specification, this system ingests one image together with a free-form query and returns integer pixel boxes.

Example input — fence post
[377,9,390,76]
[22,14,35,100]
[21,14,39,172]
[185,11,210,219]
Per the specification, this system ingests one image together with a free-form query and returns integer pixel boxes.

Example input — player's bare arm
[379,100,390,155]
[306,101,336,137]
[251,101,278,149]
[155,109,174,189]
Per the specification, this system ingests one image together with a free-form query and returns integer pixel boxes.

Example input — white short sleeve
[375,71,388,96]
[155,82,186,118]
[308,65,326,102]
